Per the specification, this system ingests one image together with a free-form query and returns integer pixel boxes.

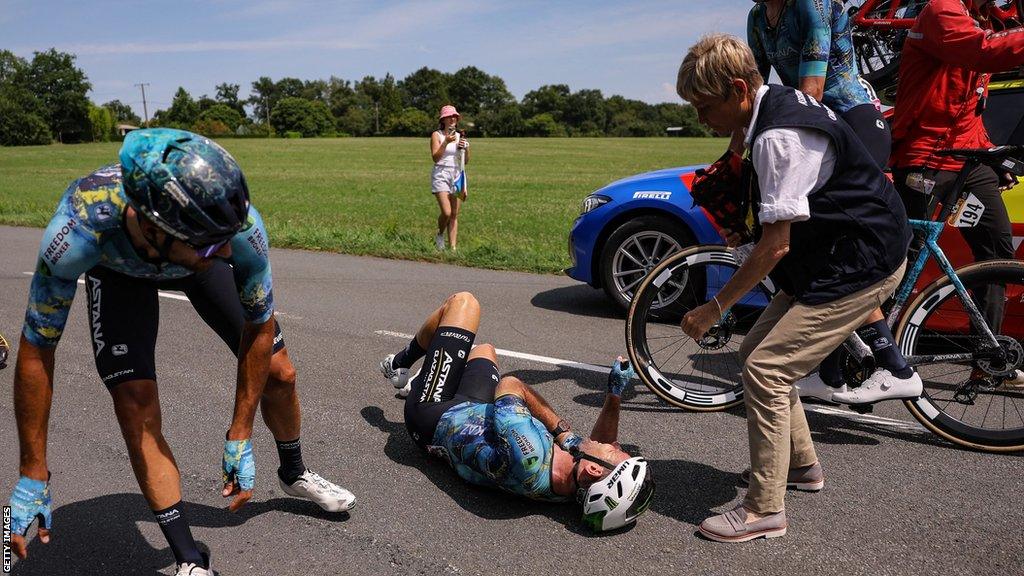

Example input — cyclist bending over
[379,292,654,532]
[8,129,355,576]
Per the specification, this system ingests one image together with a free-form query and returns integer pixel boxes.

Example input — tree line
[1,48,710,146]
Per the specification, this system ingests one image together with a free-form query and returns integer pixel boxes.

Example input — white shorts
[432,165,460,194]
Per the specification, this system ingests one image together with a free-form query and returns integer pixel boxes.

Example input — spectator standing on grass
[430,105,471,251]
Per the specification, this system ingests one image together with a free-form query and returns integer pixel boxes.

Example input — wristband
[557,432,584,452]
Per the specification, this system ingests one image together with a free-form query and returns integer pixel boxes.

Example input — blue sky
[2,0,747,118]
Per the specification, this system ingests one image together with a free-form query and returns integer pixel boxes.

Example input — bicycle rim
[626,246,775,411]
[897,260,1024,452]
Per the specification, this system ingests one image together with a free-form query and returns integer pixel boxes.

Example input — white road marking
[375,330,610,373]
[23,272,191,302]
[375,329,926,433]
[22,272,298,317]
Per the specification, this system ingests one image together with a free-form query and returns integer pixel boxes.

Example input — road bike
[625,145,1024,452]
[847,0,1024,100]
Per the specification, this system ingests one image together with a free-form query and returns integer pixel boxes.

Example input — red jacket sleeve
[914,0,1024,72]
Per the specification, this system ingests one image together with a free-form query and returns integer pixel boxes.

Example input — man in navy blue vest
[676,34,914,542]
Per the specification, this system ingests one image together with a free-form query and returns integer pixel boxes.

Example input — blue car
[566,164,722,311]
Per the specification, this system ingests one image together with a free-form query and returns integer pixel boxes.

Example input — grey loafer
[698,505,787,543]
[739,462,824,492]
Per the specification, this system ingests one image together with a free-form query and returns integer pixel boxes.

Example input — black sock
[276,437,306,484]
[393,337,427,369]
[819,348,845,387]
[153,502,204,567]
[857,320,913,378]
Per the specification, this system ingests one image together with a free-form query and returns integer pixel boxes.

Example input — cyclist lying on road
[379,292,655,532]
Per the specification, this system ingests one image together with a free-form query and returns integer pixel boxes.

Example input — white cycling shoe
[832,369,923,405]
[280,470,357,513]
[176,555,215,576]
[794,373,847,403]
[380,354,415,398]
[1001,370,1024,390]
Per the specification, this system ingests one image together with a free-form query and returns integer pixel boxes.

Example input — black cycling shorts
[841,103,891,170]
[85,259,284,388]
[404,355,500,449]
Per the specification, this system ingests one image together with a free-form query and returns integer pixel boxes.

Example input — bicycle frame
[841,217,1004,369]
[851,0,1022,30]
[850,0,922,30]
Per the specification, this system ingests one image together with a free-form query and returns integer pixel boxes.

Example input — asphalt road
[0,224,1021,576]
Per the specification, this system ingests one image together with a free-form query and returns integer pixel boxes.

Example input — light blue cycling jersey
[22,164,274,347]
[429,394,567,502]
[748,0,872,113]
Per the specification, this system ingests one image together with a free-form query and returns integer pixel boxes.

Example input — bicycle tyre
[852,28,903,97]
[897,259,1024,452]
[625,245,776,411]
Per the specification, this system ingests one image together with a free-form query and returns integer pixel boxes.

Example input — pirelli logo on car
[632,191,672,200]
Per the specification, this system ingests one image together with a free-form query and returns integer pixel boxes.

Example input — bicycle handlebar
[934,145,1024,173]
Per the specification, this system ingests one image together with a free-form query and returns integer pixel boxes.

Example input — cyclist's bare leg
[109,379,182,509]
[259,348,300,441]
[415,292,481,346]
[467,342,497,364]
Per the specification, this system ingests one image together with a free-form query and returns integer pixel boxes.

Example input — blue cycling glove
[9,475,52,536]
[222,439,255,491]
[607,357,636,397]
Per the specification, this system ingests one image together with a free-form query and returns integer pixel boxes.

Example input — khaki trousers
[739,261,905,513]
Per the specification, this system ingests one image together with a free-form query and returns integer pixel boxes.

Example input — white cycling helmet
[578,456,655,531]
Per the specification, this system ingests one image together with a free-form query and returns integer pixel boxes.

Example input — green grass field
[0,137,725,273]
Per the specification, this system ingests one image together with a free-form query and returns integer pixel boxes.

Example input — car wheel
[600,216,695,312]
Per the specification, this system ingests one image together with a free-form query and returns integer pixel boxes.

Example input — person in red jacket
[838,0,1024,404]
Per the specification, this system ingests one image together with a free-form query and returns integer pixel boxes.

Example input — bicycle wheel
[626,245,776,411]
[851,28,904,98]
[897,260,1024,452]
[848,0,925,99]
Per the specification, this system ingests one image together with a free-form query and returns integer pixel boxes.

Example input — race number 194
[3,505,11,573]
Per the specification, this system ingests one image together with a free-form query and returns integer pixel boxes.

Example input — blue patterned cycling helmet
[120,128,250,247]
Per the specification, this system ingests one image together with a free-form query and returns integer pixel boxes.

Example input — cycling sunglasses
[191,238,231,258]
[568,446,618,503]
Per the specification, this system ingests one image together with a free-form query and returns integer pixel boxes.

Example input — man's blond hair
[677,33,763,102]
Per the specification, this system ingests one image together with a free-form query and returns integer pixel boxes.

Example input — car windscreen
[984,86,1024,146]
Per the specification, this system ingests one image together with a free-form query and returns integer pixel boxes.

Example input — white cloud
[659,82,678,101]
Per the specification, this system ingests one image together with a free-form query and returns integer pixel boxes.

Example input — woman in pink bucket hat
[430,104,470,251]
